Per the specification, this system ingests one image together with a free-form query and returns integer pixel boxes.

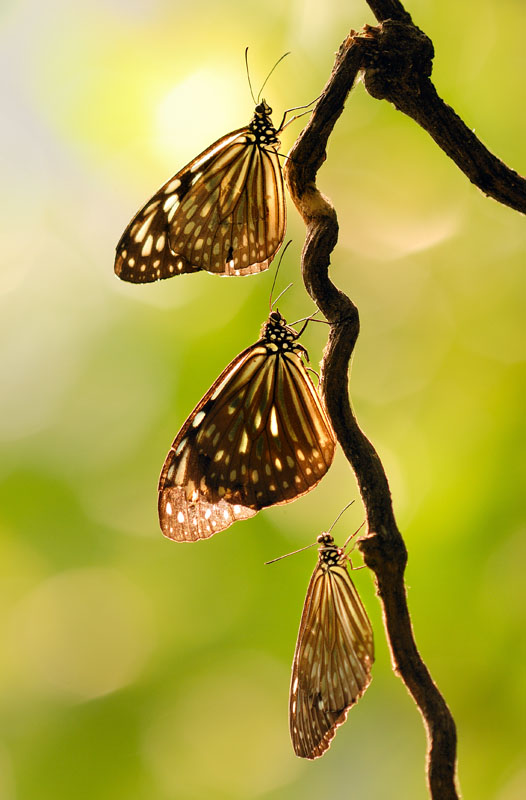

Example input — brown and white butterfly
[115,100,287,282]
[289,532,374,759]
[158,309,336,541]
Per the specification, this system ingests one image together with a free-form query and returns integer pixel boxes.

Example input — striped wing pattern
[290,538,374,759]
[115,103,285,282]
[158,312,336,541]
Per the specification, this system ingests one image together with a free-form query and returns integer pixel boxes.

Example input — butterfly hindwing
[115,103,286,282]
[157,345,263,542]
[158,311,336,542]
[290,536,374,759]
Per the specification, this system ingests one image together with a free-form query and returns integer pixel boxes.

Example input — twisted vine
[285,2,522,794]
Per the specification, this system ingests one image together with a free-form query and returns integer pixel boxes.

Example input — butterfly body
[115,101,286,282]
[158,310,335,542]
[246,100,281,147]
[290,533,374,759]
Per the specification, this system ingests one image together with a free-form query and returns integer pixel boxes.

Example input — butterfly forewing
[158,311,336,542]
[115,102,286,282]
[290,535,374,759]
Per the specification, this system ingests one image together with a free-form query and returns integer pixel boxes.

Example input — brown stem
[285,32,461,800]
[358,18,526,214]
[366,0,412,22]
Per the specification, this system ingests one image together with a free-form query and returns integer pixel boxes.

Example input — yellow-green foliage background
[1,1,524,798]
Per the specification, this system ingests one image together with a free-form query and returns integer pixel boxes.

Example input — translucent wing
[290,554,374,759]
[158,314,335,542]
[115,114,286,282]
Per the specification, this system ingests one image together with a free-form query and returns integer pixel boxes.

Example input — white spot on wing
[270,407,279,437]
[163,195,179,212]
[142,234,153,257]
[192,411,206,428]
[134,213,155,243]
[175,437,187,456]
[164,178,181,194]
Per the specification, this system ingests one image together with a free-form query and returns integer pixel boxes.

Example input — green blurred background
[1,0,525,798]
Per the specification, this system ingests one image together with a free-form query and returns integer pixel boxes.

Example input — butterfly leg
[277,95,322,132]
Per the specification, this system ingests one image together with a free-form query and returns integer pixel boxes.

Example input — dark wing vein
[290,563,374,759]
[158,342,335,541]
[157,344,267,541]
[115,128,285,282]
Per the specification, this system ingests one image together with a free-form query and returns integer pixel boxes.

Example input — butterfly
[158,309,336,542]
[115,99,287,283]
[289,532,374,759]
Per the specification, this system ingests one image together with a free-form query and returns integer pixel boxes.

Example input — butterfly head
[317,533,344,567]
[255,100,272,117]
[261,310,308,358]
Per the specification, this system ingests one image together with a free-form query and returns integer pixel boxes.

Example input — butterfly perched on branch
[115,99,286,282]
[289,531,374,759]
[158,309,336,541]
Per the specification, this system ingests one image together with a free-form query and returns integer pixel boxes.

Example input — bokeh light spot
[155,67,245,165]
[143,653,300,797]
[6,568,153,700]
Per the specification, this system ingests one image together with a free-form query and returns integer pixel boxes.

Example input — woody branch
[283,0,522,794]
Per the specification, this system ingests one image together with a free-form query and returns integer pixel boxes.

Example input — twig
[284,28,463,800]
[366,0,412,22]
[358,16,526,214]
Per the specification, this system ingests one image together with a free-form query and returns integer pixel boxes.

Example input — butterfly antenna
[265,541,317,565]
[269,239,292,310]
[327,500,356,534]
[272,282,294,309]
[257,51,291,103]
[245,47,257,105]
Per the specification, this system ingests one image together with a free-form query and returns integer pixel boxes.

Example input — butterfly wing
[290,561,374,759]
[115,128,285,282]
[158,346,335,542]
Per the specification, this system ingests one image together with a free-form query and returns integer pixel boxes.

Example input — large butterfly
[158,310,336,541]
[115,100,286,282]
[289,533,374,759]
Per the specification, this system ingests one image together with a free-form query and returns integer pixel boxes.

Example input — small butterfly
[289,531,374,759]
[115,96,288,282]
[158,309,336,541]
